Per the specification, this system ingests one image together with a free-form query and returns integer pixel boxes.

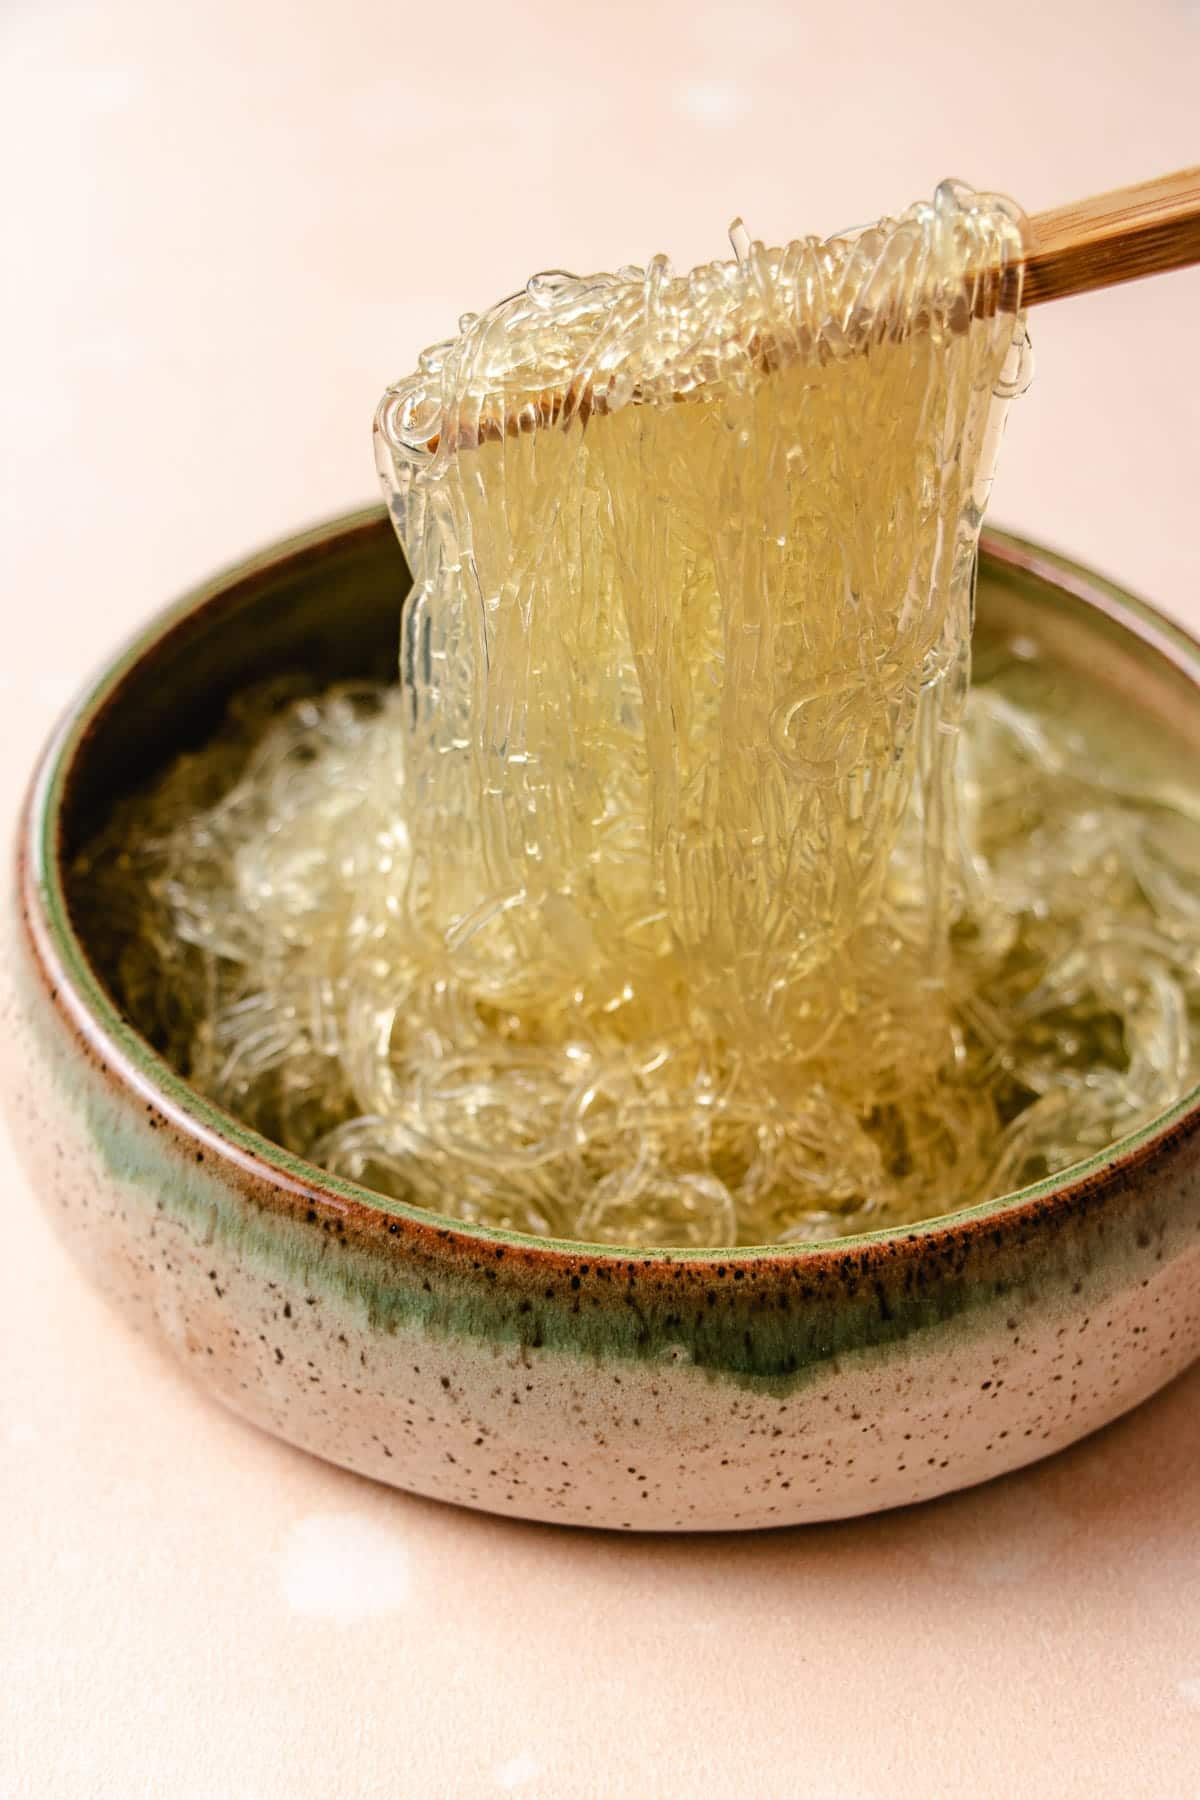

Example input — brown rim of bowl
[16,505,1200,1269]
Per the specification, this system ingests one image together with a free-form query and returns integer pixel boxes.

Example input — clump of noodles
[68,183,1200,1245]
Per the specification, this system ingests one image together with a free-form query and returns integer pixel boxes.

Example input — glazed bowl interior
[42,507,1200,1258]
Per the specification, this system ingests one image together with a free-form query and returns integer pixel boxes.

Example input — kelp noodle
[72,183,1200,1245]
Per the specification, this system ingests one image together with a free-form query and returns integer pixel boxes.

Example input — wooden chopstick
[386,169,1200,456]
[1024,165,1200,306]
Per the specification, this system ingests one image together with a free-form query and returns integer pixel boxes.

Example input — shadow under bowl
[6,507,1200,1531]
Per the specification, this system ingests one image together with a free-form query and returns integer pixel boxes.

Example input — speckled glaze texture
[5,512,1200,1531]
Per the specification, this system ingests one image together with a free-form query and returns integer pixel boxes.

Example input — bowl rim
[20,504,1200,1266]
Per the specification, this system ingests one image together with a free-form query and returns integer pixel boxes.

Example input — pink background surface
[3,2,1199,1793]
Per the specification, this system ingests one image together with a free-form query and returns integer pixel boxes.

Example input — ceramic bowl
[6,508,1200,1532]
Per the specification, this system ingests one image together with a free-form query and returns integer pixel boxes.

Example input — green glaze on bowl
[5,509,1200,1530]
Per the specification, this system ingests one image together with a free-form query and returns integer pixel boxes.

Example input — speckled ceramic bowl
[5,509,1200,1531]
